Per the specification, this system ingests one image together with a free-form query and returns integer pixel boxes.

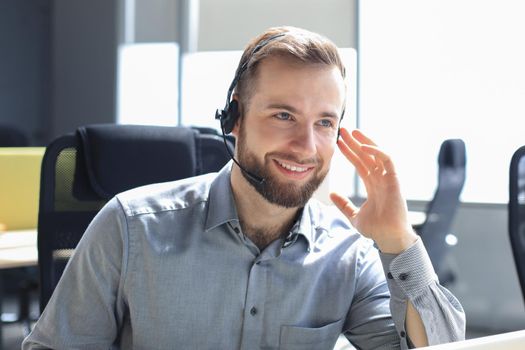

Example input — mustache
[266,152,320,166]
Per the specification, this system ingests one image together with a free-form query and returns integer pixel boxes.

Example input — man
[23,26,465,349]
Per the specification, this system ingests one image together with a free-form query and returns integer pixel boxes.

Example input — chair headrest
[439,139,466,168]
[76,124,198,199]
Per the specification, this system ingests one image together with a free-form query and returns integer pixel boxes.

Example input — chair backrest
[509,145,525,304]
[417,139,466,283]
[37,124,233,311]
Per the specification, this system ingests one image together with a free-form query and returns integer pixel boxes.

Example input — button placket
[239,256,267,350]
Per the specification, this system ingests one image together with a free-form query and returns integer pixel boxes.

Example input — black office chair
[37,124,233,311]
[509,145,525,305]
[414,139,466,285]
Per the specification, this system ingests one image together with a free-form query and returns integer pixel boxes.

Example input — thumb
[329,192,359,219]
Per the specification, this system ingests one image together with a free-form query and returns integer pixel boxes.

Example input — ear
[230,95,242,136]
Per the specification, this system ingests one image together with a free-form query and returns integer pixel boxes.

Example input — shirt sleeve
[379,237,466,348]
[343,240,401,349]
[22,198,129,350]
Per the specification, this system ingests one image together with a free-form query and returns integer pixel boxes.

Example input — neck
[231,164,299,247]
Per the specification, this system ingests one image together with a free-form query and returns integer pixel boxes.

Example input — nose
[289,124,317,158]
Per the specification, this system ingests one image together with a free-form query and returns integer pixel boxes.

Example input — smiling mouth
[276,160,311,173]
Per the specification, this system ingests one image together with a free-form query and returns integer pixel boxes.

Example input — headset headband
[221,33,286,114]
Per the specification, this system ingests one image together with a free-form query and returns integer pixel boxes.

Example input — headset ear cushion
[223,100,240,134]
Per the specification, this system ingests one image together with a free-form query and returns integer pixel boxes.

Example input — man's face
[233,56,346,208]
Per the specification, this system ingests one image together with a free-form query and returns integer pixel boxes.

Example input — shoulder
[115,173,218,217]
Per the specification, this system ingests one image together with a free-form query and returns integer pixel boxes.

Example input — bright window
[117,43,179,126]
[359,0,525,203]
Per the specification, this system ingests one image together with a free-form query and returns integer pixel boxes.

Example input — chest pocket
[279,318,344,350]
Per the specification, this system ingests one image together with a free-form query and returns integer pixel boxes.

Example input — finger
[337,129,370,178]
[339,128,377,171]
[346,129,388,176]
[352,129,378,147]
[361,144,397,175]
[336,139,370,179]
[351,129,384,174]
[329,192,359,219]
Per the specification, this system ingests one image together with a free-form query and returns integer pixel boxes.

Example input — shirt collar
[205,161,319,251]
[287,202,316,250]
[205,161,238,231]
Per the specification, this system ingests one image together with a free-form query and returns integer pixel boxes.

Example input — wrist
[375,229,419,254]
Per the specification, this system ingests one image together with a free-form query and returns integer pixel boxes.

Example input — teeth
[278,161,308,172]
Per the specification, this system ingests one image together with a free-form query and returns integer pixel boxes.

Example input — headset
[215,33,286,134]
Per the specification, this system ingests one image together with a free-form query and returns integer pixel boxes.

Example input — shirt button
[398,273,408,281]
[400,330,406,338]
[387,272,393,279]
[250,307,257,316]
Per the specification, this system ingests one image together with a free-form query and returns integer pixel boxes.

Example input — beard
[236,127,329,208]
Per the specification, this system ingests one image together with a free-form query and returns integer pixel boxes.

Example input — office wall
[131,0,356,50]
[134,0,180,43]
[50,0,119,141]
[0,0,50,145]
[198,0,356,51]
[0,0,120,145]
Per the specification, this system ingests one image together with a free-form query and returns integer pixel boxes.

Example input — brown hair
[234,26,346,110]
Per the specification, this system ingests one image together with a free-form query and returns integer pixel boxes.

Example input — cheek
[256,124,294,147]
[318,139,337,163]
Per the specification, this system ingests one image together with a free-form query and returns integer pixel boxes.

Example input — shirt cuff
[379,237,438,300]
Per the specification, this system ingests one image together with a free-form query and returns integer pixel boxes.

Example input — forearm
[380,238,466,347]
[406,300,428,347]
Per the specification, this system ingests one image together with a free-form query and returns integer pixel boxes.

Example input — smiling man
[23,27,465,350]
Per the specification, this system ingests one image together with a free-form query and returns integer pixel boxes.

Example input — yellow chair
[0,147,45,231]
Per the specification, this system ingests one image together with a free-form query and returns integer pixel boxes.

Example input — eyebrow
[265,103,341,120]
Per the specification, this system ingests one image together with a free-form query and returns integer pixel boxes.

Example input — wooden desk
[0,230,38,269]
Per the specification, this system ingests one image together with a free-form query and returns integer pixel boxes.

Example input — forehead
[250,56,346,110]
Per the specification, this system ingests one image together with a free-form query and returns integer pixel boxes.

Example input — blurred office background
[1,0,525,347]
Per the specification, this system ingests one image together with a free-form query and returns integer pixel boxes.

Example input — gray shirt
[23,163,465,350]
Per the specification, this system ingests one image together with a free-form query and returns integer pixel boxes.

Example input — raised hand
[330,128,418,254]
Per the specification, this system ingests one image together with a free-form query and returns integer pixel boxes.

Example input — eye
[274,112,292,121]
[317,119,334,128]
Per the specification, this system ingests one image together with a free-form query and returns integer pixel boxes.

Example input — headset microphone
[215,33,286,185]
[219,123,265,185]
